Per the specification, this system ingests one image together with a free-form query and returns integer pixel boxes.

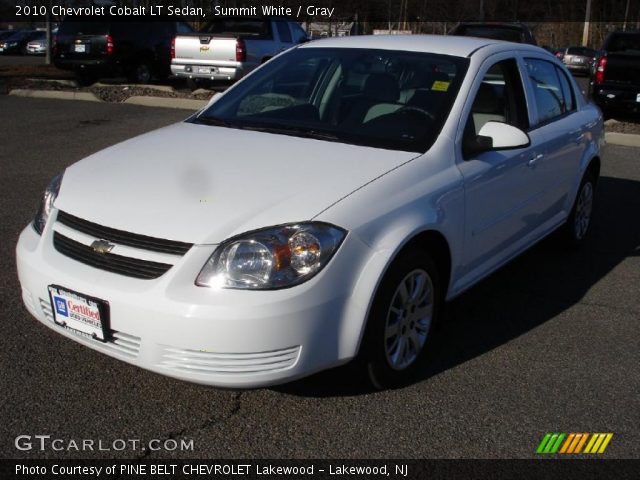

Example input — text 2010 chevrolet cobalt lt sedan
[17,35,604,389]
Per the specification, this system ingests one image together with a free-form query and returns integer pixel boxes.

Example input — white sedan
[16,35,604,389]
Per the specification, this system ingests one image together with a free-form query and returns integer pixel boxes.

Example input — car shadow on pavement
[276,175,640,397]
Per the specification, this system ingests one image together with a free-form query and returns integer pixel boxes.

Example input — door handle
[527,153,543,168]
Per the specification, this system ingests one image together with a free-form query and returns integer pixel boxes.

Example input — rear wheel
[360,249,441,389]
[75,71,98,87]
[561,170,596,248]
[128,62,152,84]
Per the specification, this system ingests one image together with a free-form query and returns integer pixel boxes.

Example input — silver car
[561,46,597,75]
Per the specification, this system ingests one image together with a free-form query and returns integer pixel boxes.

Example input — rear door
[522,57,585,218]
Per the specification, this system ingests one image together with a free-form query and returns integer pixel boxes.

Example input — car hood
[55,122,416,244]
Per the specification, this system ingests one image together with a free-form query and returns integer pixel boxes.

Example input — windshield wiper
[240,124,341,142]
[193,116,239,128]
[193,117,341,142]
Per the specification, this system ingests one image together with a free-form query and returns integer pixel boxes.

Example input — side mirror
[464,121,530,157]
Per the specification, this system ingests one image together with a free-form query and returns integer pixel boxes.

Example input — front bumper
[565,63,590,75]
[16,217,367,388]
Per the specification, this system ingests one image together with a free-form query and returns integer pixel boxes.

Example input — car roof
[301,34,541,58]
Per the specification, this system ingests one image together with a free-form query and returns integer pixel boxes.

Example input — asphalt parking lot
[0,96,638,460]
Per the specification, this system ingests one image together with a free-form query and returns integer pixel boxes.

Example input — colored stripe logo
[536,433,613,454]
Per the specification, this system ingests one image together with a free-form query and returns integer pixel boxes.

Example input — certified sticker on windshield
[432,80,450,92]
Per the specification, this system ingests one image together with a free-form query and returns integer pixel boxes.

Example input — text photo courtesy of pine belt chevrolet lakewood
[16,35,604,390]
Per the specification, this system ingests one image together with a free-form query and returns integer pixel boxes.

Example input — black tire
[561,170,596,248]
[128,62,152,84]
[359,248,442,390]
[186,78,202,91]
[76,71,98,87]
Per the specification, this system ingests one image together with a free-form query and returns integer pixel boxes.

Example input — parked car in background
[17,35,603,389]
[590,31,640,116]
[558,46,597,75]
[171,18,308,85]
[0,30,20,41]
[0,30,40,55]
[54,19,193,85]
[448,22,537,45]
[26,31,47,55]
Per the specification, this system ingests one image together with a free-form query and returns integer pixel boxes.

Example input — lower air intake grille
[53,232,172,279]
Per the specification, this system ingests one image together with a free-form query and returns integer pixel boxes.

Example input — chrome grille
[53,232,172,279]
[57,211,192,255]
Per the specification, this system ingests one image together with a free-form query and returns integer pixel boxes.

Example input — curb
[94,82,175,93]
[8,89,209,110]
[605,132,640,148]
[123,96,207,110]
[9,89,102,103]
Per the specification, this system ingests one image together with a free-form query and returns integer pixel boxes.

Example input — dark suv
[448,22,537,45]
[590,31,640,116]
[54,19,193,85]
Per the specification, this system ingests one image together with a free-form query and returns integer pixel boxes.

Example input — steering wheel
[396,106,436,122]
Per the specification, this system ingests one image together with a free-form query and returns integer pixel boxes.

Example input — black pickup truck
[590,31,640,116]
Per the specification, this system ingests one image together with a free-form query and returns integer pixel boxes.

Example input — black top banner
[0,0,639,23]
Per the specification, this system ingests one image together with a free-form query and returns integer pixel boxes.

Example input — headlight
[33,173,63,235]
[196,223,346,289]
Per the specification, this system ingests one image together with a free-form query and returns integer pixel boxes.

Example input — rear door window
[525,58,572,124]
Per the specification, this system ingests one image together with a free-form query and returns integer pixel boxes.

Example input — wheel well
[587,156,601,184]
[402,230,452,298]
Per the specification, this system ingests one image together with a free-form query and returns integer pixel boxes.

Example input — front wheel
[360,249,442,389]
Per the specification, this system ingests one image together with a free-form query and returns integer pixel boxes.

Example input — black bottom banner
[2,459,639,480]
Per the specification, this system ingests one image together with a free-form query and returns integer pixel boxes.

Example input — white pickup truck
[171,18,308,82]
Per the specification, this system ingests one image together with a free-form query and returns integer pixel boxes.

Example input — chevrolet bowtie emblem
[90,239,115,254]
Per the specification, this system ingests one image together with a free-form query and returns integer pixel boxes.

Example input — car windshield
[58,21,110,36]
[567,47,594,56]
[194,47,469,153]
[6,31,31,41]
[204,19,270,37]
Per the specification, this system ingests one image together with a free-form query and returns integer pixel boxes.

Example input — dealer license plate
[48,286,109,341]
[74,44,86,53]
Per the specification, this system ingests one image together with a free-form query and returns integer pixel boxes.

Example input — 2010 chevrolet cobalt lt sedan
[17,35,604,389]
